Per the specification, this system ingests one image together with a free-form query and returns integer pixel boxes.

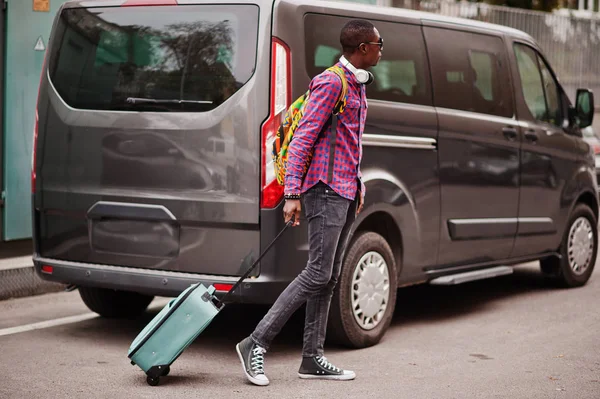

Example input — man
[236,19,382,386]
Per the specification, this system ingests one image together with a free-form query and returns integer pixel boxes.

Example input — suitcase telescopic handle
[219,218,294,304]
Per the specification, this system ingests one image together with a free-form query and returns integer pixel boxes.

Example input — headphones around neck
[340,56,374,85]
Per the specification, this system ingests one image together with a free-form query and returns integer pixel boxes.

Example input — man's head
[340,19,382,69]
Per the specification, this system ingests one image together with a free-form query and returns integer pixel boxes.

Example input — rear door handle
[524,129,538,143]
[502,127,518,141]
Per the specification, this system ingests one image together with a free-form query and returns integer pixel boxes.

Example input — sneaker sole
[297,372,356,381]
[236,343,270,386]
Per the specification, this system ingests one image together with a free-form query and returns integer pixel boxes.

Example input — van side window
[305,15,432,106]
[424,27,513,118]
[514,44,562,126]
[513,45,546,121]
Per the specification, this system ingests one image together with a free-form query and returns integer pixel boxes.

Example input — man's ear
[358,43,368,55]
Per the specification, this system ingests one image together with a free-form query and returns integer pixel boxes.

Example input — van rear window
[48,5,259,112]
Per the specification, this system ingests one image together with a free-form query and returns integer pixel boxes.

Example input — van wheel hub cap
[351,251,390,331]
[568,217,594,276]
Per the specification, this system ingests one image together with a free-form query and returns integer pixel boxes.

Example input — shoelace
[251,346,266,374]
[316,356,340,373]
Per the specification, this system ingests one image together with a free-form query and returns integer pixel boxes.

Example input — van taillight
[261,38,291,209]
[41,265,53,274]
[214,283,233,292]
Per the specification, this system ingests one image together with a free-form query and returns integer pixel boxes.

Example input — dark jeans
[251,181,357,357]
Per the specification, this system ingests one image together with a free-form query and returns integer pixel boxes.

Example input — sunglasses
[360,37,383,51]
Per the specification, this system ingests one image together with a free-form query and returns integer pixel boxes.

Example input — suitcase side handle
[219,218,294,304]
[202,290,225,310]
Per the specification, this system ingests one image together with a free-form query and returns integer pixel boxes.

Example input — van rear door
[33,0,271,276]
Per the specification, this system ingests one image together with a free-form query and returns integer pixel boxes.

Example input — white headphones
[340,55,374,85]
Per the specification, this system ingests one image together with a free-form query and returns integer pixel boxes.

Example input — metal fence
[393,0,600,106]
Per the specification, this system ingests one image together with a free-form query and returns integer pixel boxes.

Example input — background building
[0,1,71,241]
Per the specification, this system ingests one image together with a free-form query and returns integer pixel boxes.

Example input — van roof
[315,0,534,41]
[61,0,534,43]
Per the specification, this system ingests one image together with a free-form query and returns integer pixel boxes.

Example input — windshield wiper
[126,97,213,105]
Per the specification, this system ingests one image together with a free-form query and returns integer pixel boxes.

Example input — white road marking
[0,313,97,337]
[0,297,170,338]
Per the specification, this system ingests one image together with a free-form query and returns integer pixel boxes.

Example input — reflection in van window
[446,71,463,83]
[49,5,259,112]
[469,51,494,101]
[539,59,562,126]
[315,45,340,68]
[424,27,513,118]
[372,60,417,96]
[305,15,432,106]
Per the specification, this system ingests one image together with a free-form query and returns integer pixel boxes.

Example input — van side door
[423,24,520,268]
[300,14,441,280]
[509,41,588,257]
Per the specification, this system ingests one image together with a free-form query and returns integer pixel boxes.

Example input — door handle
[502,127,518,141]
[524,129,538,143]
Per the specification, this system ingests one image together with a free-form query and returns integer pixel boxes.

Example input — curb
[0,264,65,301]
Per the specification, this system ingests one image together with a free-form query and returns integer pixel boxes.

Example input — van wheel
[79,287,154,318]
[540,203,598,287]
[327,232,397,349]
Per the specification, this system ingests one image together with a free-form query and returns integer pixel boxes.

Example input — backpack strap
[327,66,349,114]
[327,114,338,184]
[324,66,347,184]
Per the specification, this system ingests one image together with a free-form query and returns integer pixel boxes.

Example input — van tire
[540,203,598,287]
[327,232,397,349]
[79,287,154,318]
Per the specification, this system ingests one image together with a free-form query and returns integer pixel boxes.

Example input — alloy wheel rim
[568,217,594,276]
[351,251,391,331]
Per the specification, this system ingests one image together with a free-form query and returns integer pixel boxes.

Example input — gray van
[33,0,598,348]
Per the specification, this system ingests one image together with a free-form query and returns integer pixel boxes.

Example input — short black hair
[340,19,376,53]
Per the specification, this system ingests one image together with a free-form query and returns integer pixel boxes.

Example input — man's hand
[283,199,301,226]
[357,195,364,216]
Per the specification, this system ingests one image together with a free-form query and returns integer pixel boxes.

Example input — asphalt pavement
[0,262,599,399]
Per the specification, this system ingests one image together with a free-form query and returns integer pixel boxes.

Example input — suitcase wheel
[161,366,171,377]
[147,376,160,386]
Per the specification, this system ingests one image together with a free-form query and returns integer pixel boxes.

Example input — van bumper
[33,255,288,304]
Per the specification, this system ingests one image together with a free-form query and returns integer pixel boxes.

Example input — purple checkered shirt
[284,62,367,201]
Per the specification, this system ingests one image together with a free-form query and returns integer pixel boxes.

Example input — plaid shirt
[284,62,367,201]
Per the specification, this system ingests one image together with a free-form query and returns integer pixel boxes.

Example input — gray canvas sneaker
[298,356,356,380]
[236,336,269,386]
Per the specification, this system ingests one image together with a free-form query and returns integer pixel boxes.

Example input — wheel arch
[353,210,403,278]
[575,190,599,222]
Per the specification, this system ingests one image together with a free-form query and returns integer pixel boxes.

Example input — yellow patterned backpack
[272,65,349,186]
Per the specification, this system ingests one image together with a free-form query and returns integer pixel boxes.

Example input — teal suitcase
[128,220,291,386]
[128,282,223,386]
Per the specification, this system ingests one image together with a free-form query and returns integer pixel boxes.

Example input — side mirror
[574,89,594,129]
